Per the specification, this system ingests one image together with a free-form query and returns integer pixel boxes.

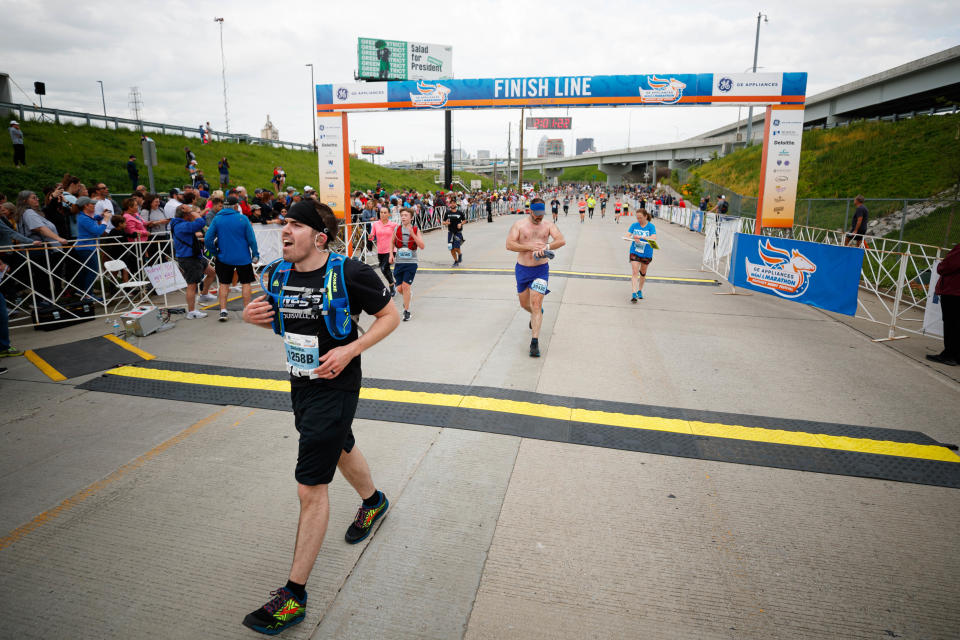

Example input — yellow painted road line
[200,287,262,311]
[102,365,960,464]
[102,334,155,360]
[0,407,229,551]
[24,349,66,381]
[416,267,716,283]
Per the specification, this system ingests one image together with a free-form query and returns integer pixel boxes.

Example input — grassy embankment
[0,120,495,197]
[668,113,960,248]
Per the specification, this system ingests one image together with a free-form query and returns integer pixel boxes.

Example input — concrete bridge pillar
[598,162,632,186]
[543,167,563,186]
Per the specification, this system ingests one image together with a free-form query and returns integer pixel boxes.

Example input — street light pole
[97,80,106,117]
[745,11,768,145]
[305,63,316,150]
[214,17,230,133]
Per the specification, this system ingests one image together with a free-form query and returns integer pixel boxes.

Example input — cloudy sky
[2,0,958,164]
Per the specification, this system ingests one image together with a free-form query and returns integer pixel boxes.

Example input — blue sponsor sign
[730,234,864,316]
[317,72,807,112]
[689,210,704,233]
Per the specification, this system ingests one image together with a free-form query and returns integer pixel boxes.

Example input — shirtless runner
[506,198,567,357]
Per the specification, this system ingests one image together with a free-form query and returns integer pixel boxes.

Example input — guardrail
[0,100,313,150]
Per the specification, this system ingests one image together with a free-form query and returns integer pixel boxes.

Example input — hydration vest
[263,252,352,340]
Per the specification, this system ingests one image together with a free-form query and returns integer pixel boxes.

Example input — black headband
[286,201,330,236]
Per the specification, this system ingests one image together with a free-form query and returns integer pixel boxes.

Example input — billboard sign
[756,105,804,228]
[361,146,384,155]
[357,38,453,81]
[317,72,806,112]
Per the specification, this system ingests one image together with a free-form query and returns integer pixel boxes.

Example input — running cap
[9,120,19,125]
[75,196,94,207]
[286,200,331,235]
[529,201,546,214]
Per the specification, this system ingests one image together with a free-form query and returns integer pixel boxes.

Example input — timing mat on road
[417,267,720,286]
[25,335,154,381]
[77,360,960,488]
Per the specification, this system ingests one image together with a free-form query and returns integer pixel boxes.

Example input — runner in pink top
[370,207,398,296]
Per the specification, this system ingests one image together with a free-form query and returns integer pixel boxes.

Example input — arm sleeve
[937,245,960,276]
[346,260,391,316]
[246,220,259,259]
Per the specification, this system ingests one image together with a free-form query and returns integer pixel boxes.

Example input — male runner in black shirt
[240,200,399,635]
[443,200,466,266]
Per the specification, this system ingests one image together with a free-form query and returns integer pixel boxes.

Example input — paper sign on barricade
[144,261,187,295]
[254,227,283,266]
[922,262,943,337]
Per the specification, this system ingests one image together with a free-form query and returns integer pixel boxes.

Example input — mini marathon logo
[409,80,451,108]
[744,239,816,298]
[638,76,686,104]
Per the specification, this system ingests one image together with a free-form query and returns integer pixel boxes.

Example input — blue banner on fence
[689,210,704,233]
[730,234,864,315]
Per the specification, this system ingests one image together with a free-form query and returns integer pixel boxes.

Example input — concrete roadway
[1,208,958,639]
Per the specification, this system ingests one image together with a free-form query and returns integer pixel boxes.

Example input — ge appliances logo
[336,88,349,101]
[717,77,733,92]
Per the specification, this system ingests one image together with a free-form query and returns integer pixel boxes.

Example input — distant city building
[434,149,466,161]
[260,115,279,141]
[576,138,596,155]
[477,149,490,159]
[514,147,529,158]
[538,137,564,158]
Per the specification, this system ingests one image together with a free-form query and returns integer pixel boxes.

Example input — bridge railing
[0,100,313,150]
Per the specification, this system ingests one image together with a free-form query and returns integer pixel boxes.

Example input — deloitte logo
[717,77,733,92]
[336,87,349,101]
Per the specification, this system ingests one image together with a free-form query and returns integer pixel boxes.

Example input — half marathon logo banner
[730,234,864,316]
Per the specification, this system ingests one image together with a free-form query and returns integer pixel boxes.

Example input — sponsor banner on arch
[316,72,806,112]
[756,105,805,228]
[730,234,864,316]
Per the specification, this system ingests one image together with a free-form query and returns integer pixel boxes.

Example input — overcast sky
[2,0,958,164]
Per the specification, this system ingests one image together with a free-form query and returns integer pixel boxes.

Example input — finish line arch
[314,72,807,238]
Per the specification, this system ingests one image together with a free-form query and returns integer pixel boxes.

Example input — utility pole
[214,17,230,133]
[518,108,525,187]
[305,63,316,150]
[745,11,768,146]
[444,110,453,190]
[507,123,512,187]
[97,80,106,116]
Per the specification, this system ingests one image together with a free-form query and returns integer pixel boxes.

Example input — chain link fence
[672,167,959,250]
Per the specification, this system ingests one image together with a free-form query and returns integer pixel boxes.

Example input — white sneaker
[186,310,208,319]
[219,310,229,322]
[229,286,242,292]
[198,293,217,303]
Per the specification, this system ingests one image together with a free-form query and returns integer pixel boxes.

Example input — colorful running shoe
[242,587,306,635]
[345,491,389,544]
[631,292,638,303]
[637,290,644,300]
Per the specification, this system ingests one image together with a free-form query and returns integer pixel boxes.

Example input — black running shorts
[290,385,358,485]
[214,261,255,284]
